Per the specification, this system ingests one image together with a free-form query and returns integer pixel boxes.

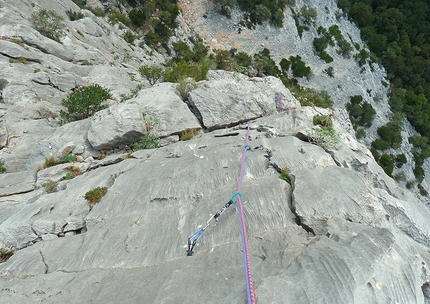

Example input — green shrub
[60,84,111,124]
[279,167,291,185]
[43,180,58,193]
[289,55,312,79]
[346,95,376,129]
[10,37,26,48]
[123,30,138,44]
[30,9,66,43]
[176,77,197,101]
[417,183,428,196]
[378,153,394,177]
[63,172,75,180]
[0,79,8,92]
[164,60,210,83]
[300,5,317,26]
[139,66,164,86]
[85,6,105,17]
[133,133,159,150]
[0,159,6,174]
[128,9,147,26]
[85,186,108,210]
[290,86,333,108]
[43,156,58,168]
[395,154,407,168]
[180,129,198,141]
[324,66,335,77]
[313,114,333,128]
[108,10,130,26]
[59,153,76,164]
[0,247,14,263]
[393,171,407,182]
[307,127,340,150]
[355,128,366,139]
[66,10,84,21]
[72,0,86,9]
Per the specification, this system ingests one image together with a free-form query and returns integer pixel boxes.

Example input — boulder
[134,82,202,137]
[189,71,300,130]
[87,102,146,150]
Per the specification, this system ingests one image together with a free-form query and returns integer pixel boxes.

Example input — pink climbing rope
[237,121,256,304]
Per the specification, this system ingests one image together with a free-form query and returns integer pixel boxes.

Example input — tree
[30,9,66,43]
[139,66,164,86]
[60,84,111,124]
[213,0,237,17]
[253,4,271,24]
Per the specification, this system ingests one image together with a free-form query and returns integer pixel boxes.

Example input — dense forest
[337,0,430,188]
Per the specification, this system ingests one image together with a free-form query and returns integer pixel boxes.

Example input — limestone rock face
[1,109,430,304]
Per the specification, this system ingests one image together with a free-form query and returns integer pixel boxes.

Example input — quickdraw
[186,192,242,256]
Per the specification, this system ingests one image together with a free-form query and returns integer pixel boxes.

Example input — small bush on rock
[66,10,84,21]
[30,9,66,43]
[43,180,58,193]
[60,84,111,124]
[0,247,14,263]
[0,159,6,174]
[133,133,159,150]
[85,187,108,210]
[139,66,164,86]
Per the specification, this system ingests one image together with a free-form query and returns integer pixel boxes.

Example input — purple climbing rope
[237,122,256,304]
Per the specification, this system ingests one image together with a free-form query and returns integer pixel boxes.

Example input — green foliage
[133,133,159,150]
[43,180,58,193]
[85,187,108,210]
[66,10,84,21]
[72,0,86,9]
[43,156,58,169]
[313,36,334,63]
[300,5,317,26]
[417,183,429,196]
[86,6,105,17]
[355,127,366,139]
[128,9,147,26]
[180,129,198,141]
[108,10,130,26]
[123,30,138,44]
[59,153,76,164]
[0,79,8,91]
[63,172,75,180]
[289,55,312,79]
[346,95,376,129]
[60,84,111,124]
[341,0,430,163]
[253,48,281,77]
[30,9,66,43]
[313,114,333,128]
[279,167,291,185]
[120,84,143,102]
[176,77,197,101]
[288,86,333,108]
[307,127,340,150]
[329,25,353,58]
[213,0,236,17]
[378,153,394,177]
[235,0,288,27]
[139,66,164,86]
[164,59,210,83]
[395,153,407,168]
[0,247,14,263]
[291,9,304,38]
[324,66,335,77]
[10,37,26,48]
[393,171,407,182]
[0,159,6,174]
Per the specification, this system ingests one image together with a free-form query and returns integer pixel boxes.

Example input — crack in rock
[39,250,49,274]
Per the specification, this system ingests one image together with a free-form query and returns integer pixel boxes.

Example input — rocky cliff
[0,0,430,303]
